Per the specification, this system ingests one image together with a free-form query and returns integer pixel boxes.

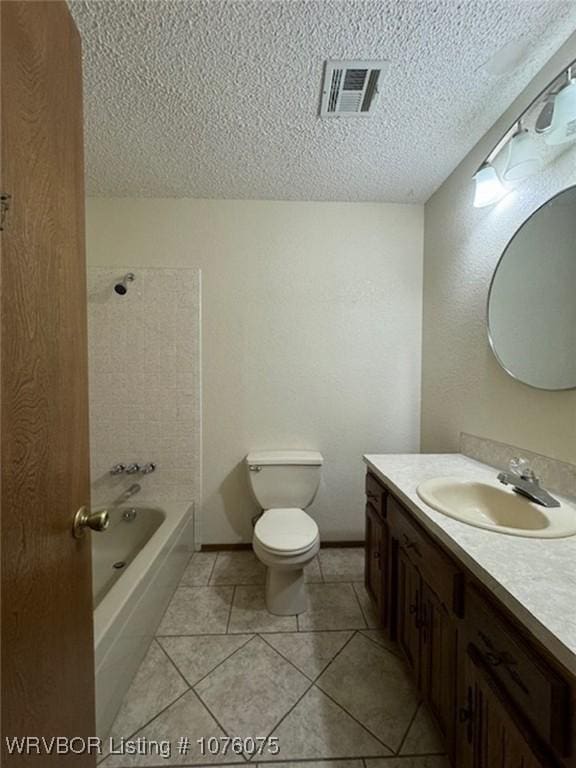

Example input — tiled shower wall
[87,267,201,513]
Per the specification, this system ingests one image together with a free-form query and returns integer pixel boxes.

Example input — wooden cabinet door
[1,2,95,763]
[458,644,553,768]
[365,504,387,626]
[365,503,382,607]
[396,545,421,678]
[420,583,457,758]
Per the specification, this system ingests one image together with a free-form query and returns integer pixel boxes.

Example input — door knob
[73,506,110,538]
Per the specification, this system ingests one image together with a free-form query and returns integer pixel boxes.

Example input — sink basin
[417,477,576,538]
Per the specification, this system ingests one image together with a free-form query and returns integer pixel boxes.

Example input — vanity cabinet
[364,470,574,768]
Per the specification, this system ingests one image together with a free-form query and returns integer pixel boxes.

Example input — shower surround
[87,267,201,513]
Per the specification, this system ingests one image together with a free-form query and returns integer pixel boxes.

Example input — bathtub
[93,500,194,741]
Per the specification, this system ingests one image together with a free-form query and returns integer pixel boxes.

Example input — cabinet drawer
[365,472,386,518]
[388,495,463,615]
[465,585,570,755]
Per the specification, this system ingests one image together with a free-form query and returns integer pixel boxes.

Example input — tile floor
[102,549,449,768]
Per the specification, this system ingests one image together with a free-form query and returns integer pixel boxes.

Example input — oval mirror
[487,185,576,391]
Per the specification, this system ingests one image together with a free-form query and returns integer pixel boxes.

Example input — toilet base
[265,567,306,615]
[253,536,320,617]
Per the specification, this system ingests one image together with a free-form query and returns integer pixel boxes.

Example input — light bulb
[473,163,506,208]
[502,128,542,181]
[545,77,576,146]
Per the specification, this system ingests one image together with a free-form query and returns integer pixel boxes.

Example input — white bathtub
[93,500,194,741]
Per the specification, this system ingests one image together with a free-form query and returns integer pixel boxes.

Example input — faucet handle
[110,463,126,475]
[141,462,156,475]
[509,457,539,483]
[509,457,529,475]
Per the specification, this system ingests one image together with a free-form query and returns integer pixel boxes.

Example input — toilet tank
[246,450,323,510]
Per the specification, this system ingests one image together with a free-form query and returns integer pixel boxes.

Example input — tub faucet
[113,483,141,506]
[125,463,141,474]
[497,458,560,508]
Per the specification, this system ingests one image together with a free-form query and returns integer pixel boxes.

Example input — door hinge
[0,193,11,231]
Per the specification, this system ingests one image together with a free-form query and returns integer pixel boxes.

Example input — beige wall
[421,33,576,464]
[86,199,424,544]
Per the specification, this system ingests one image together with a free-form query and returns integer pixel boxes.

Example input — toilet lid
[254,508,318,554]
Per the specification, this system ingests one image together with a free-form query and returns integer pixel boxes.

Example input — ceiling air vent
[320,60,389,118]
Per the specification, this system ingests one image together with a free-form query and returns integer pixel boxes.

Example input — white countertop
[363,453,576,677]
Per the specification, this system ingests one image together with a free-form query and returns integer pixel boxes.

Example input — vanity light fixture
[544,67,576,146]
[473,162,507,208]
[502,122,542,181]
[472,58,576,207]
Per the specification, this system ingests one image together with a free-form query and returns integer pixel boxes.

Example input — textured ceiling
[69,0,576,202]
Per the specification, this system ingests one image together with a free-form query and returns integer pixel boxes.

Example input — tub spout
[112,483,141,506]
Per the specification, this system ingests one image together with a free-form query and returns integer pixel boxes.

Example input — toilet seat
[254,508,319,556]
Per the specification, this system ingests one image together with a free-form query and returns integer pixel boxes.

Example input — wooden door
[396,546,421,678]
[420,582,457,758]
[365,503,386,624]
[458,645,553,768]
[1,2,95,764]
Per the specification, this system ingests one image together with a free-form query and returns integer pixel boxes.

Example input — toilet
[246,450,323,616]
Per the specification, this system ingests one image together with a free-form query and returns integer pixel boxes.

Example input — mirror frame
[486,184,576,392]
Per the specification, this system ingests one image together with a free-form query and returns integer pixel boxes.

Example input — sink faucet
[497,457,560,508]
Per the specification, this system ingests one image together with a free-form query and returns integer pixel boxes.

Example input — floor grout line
[257,632,321,682]
[254,677,317,750]
[225,585,237,633]
[316,553,326,583]
[207,551,220,585]
[395,699,422,756]
[349,583,369,630]
[311,681,395,756]
[191,634,257,689]
[107,684,192,748]
[154,636,193,690]
[155,626,366,637]
[187,687,243,754]
[358,629,403,659]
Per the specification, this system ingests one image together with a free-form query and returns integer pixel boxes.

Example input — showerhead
[114,273,135,295]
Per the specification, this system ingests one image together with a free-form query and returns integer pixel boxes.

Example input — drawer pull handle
[459,686,475,745]
[459,706,472,723]
[402,534,422,557]
[478,633,530,696]
[409,601,423,628]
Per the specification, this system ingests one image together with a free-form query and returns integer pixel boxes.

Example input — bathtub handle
[72,507,110,539]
